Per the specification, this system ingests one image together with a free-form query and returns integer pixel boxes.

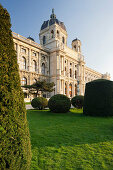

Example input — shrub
[31,97,48,110]
[71,95,84,109]
[0,4,31,169]
[83,79,113,116]
[48,94,71,113]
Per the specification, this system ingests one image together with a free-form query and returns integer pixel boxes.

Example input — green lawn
[25,102,31,105]
[27,109,113,170]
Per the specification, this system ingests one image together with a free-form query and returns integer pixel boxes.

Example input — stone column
[72,82,75,97]
[59,55,61,71]
[17,44,20,65]
[38,52,42,74]
[62,56,64,71]
[68,60,70,78]
[67,82,69,97]
[63,80,65,95]
[82,65,85,82]
[72,62,74,79]
[63,56,65,76]
[57,79,61,94]
[28,48,32,72]
[57,55,61,75]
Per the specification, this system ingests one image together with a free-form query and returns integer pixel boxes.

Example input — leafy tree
[0,4,31,169]
[22,80,55,97]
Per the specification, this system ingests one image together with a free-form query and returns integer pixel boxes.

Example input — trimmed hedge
[71,95,84,109]
[31,97,48,110]
[83,79,113,116]
[0,4,31,169]
[48,94,71,113]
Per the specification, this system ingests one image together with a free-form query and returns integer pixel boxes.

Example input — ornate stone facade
[13,9,110,101]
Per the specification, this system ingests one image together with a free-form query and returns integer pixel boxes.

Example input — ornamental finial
[52,8,54,14]
[50,8,56,19]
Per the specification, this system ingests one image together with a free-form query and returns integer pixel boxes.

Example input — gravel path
[26,104,74,110]
[26,104,33,110]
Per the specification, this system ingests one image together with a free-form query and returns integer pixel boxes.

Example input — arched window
[62,37,65,44]
[22,57,26,70]
[43,36,46,45]
[33,79,37,84]
[65,83,67,95]
[33,60,37,72]
[42,63,45,75]
[69,83,72,97]
[21,77,27,85]
[51,30,54,38]
[75,70,77,79]
[70,68,72,77]
[78,46,80,52]
[75,84,77,96]
[74,45,76,51]
[57,30,59,38]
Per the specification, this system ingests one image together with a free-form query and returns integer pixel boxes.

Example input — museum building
[12,9,110,101]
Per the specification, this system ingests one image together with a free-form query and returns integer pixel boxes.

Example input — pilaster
[67,82,69,97]
[72,82,75,97]
[17,44,20,65]
[68,60,70,78]
[28,48,32,72]
[63,80,65,95]
[39,52,42,74]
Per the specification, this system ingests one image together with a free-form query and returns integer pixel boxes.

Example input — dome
[41,9,66,31]
[27,36,35,42]
[72,38,80,42]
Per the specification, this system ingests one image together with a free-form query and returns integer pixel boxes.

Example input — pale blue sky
[1,0,113,80]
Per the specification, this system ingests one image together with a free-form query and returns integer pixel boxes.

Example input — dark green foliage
[48,94,71,113]
[71,95,84,108]
[83,79,113,116]
[31,97,48,110]
[22,80,55,96]
[0,4,31,169]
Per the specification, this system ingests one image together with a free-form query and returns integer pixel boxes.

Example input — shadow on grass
[27,109,113,149]
[28,108,83,117]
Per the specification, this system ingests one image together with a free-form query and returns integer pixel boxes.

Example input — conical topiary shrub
[0,4,31,169]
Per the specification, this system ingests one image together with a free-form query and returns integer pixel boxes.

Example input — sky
[1,0,113,80]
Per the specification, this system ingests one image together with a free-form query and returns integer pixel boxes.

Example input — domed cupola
[41,9,66,31]
[72,38,81,53]
[39,9,67,48]
[27,36,35,42]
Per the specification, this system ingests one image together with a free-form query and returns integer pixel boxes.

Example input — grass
[27,108,113,170]
[25,102,31,105]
